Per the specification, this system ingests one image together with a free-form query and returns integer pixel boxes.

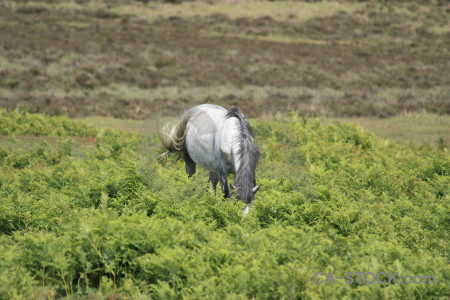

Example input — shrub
[0,110,448,298]
[0,108,97,137]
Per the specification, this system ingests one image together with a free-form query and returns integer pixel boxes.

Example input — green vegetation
[0,108,96,137]
[327,113,450,149]
[0,0,449,297]
[80,113,450,149]
[0,110,448,299]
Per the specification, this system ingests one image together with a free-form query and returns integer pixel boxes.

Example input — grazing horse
[159,104,260,213]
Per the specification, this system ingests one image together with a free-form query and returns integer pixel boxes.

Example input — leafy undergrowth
[0,108,96,137]
[0,111,449,299]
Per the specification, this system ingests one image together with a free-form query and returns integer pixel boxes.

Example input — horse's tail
[157,110,192,153]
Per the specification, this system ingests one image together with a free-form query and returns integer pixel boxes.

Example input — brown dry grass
[0,0,448,119]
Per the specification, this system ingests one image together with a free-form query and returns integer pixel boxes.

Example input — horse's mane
[226,108,260,201]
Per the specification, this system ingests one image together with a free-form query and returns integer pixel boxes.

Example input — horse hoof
[243,205,251,214]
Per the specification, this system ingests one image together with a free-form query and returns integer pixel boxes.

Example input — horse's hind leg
[218,170,230,198]
[208,172,219,192]
[182,152,196,178]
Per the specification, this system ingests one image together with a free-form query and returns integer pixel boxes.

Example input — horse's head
[230,183,260,203]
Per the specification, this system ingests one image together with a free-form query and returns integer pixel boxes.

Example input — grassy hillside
[0,110,448,299]
[79,113,450,149]
[0,0,449,297]
[0,0,449,118]
[327,113,450,149]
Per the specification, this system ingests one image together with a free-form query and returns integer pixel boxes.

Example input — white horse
[159,104,260,213]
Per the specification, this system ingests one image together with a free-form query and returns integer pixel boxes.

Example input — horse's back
[185,104,239,173]
[188,104,227,121]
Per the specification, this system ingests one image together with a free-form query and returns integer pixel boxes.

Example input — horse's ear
[252,185,260,194]
[230,183,236,190]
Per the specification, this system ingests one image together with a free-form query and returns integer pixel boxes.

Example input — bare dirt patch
[0,1,448,118]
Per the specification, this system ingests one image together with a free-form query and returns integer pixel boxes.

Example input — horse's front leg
[208,172,219,192]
